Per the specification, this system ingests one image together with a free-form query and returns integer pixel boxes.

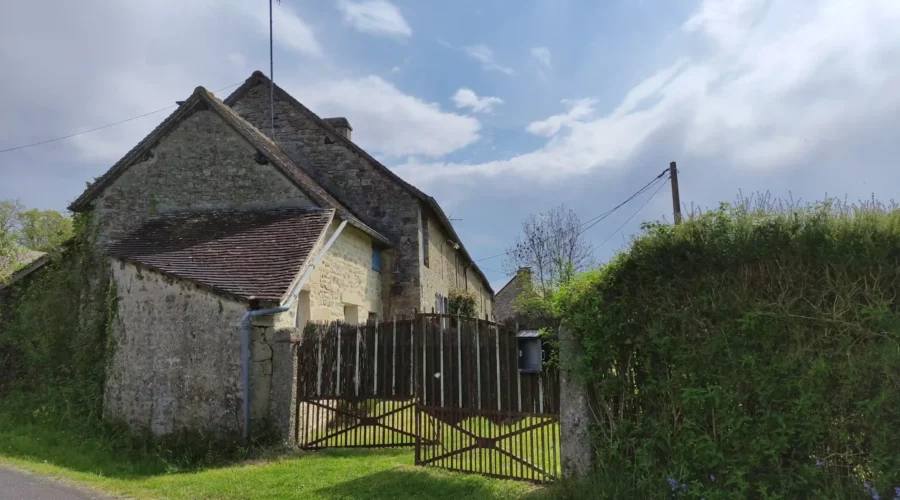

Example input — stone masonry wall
[420,212,493,318]
[91,108,314,244]
[274,221,384,327]
[230,84,423,317]
[105,260,280,436]
[493,270,531,321]
[104,260,248,435]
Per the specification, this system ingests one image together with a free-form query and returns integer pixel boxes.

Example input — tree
[0,200,25,278]
[503,204,593,296]
[17,209,73,252]
[0,200,72,279]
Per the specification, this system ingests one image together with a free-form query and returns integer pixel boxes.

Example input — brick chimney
[324,117,352,140]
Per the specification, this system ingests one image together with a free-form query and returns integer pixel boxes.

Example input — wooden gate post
[558,325,593,478]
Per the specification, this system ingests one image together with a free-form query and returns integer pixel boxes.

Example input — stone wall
[105,259,281,436]
[493,268,532,321]
[276,221,385,327]
[91,108,313,244]
[419,211,493,318]
[230,85,420,317]
[229,83,493,318]
[104,260,246,434]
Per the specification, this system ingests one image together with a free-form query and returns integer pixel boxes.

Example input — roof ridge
[223,71,494,293]
[195,91,391,245]
[68,83,390,246]
[144,206,335,220]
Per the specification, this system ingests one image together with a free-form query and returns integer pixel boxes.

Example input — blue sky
[1,0,899,289]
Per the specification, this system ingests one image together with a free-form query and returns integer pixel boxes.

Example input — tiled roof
[224,71,494,293]
[105,208,335,302]
[68,87,390,247]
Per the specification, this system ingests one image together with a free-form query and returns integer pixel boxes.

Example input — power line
[473,168,669,263]
[590,174,670,254]
[577,171,668,235]
[0,81,244,155]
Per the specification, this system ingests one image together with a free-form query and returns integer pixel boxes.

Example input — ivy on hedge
[556,198,900,498]
[0,212,116,419]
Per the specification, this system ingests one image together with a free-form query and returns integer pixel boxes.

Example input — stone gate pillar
[269,327,301,445]
[558,325,593,478]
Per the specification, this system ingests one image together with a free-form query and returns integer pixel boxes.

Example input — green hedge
[556,199,900,499]
[0,213,115,418]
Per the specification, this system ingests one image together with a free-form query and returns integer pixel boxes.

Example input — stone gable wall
[494,273,529,321]
[230,86,420,317]
[91,108,314,244]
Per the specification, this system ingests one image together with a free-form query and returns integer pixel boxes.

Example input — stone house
[60,72,494,438]
[493,267,533,321]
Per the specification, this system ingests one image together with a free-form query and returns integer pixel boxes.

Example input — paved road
[0,467,108,499]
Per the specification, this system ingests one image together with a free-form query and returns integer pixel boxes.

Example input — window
[422,213,430,268]
[343,304,359,324]
[434,293,450,314]
[294,291,310,332]
[371,246,382,272]
[368,312,378,323]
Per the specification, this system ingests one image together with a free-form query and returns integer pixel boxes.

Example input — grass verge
[0,415,544,499]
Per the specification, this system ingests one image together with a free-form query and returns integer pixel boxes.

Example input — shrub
[0,213,114,418]
[556,196,900,498]
[449,288,477,317]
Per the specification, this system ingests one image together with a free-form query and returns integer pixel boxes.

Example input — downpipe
[239,219,347,444]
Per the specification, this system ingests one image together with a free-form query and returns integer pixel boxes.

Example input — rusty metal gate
[294,319,432,449]
[413,314,560,482]
[294,314,560,483]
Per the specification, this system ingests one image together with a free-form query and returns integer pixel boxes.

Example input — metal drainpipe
[239,219,348,445]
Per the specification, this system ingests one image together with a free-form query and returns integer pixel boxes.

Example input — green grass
[0,416,545,499]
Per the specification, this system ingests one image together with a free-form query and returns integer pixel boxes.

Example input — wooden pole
[669,161,682,225]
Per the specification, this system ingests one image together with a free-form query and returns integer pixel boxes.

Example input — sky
[1,0,899,290]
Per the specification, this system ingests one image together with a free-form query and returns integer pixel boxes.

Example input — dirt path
[0,466,112,499]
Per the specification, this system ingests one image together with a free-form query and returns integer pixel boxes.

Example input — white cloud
[295,76,480,157]
[337,0,412,38]
[531,46,551,68]
[464,44,515,75]
[397,0,900,188]
[683,0,770,51]
[526,98,597,137]
[452,88,504,114]
[243,0,323,57]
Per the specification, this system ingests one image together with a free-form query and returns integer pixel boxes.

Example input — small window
[422,214,430,268]
[344,304,359,324]
[371,246,382,272]
[368,312,378,323]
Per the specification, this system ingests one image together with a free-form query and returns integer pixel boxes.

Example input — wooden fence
[293,314,561,482]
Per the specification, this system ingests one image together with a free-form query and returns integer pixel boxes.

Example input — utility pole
[669,161,682,225]
[269,0,276,138]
